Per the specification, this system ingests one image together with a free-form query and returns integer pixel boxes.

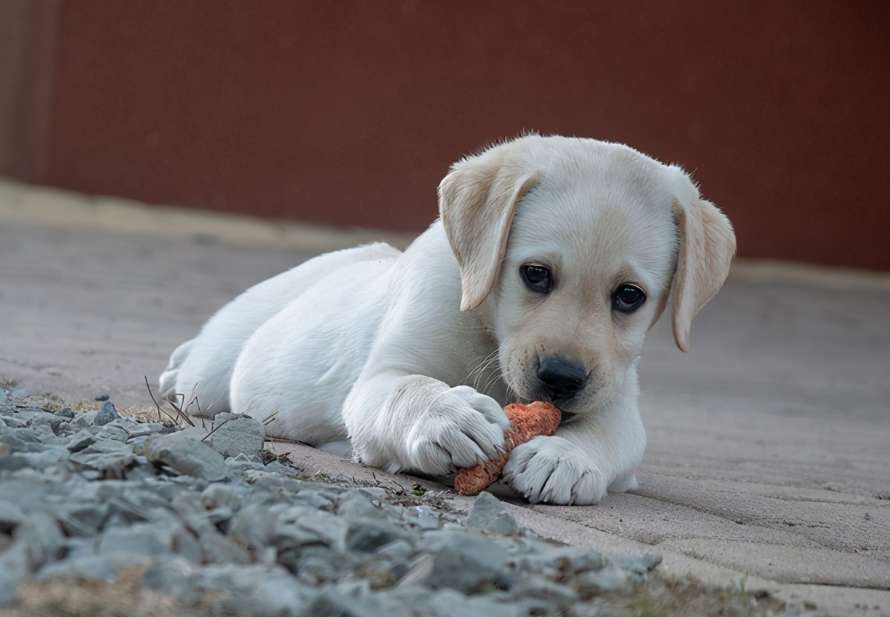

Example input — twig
[144,376,163,423]
[201,418,232,442]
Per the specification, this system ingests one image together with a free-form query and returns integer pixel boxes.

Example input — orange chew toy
[453,401,561,496]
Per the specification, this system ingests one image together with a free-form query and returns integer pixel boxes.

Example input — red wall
[5,1,890,269]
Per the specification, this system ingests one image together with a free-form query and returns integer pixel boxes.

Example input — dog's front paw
[406,386,508,475]
[503,436,607,505]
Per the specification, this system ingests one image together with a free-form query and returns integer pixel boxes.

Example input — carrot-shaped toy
[454,401,561,496]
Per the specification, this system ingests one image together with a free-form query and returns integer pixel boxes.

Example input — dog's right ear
[438,145,539,311]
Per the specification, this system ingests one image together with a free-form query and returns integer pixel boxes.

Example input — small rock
[275,508,347,551]
[465,492,519,535]
[519,545,607,576]
[66,429,96,452]
[201,483,243,511]
[346,519,412,552]
[15,512,64,568]
[10,386,31,401]
[204,413,265,459]
[94,401,119,426]
[377,539,414,562]
[0,542,29,606]
[199,529,251,564]
[99,522,180,558]
[71,411,99,428]
[421,529,513,593]
[94,394,110,402]
[410,505,440,530]
[575,563,631,593]
[511,574,578,604]
[55,407,75,419]
[141,556,201,600]
[69,439,135,476]
[37,554,134,582]
[338,490,381,519]
[201,564,315,617]
[0,502,26,533]
[144,432,228,482]
[54,502,109,537]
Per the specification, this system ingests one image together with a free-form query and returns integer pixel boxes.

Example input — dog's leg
[503,394,646,505]
[343,374,509,475]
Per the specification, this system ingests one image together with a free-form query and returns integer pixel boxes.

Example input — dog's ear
[438,146,539,311]
[670,197,736,352]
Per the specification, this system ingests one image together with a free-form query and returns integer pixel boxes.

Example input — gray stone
[338,490,381,519]
[274,507,347,551]
[465,492,519,535]
[292,489,336,511]
[126,422,165,438]
[71,411,99,428]
[66,429,96,452]
[201,482,243,511]
[199,529,251,564]
[305,582,412,617]
[378,539,414,562]
[37,554,135,582]
[204,413,265,459]
[289,545,353,586]
[54,502,108,536]
[0,501,25,533]
[410,505,441,530]
[15,512,64,568]
[616,552,662,578]
[511,574,578,604]
[55,407,75,419]
[423,589,528,617]
[0,427,44,452]
[201,564,315,617]
[68,438,135,476]
[0,541,29,606]
[144,432,228,482]
[94,401,119,425]
[575,563,632,593]
[98,521,199,561]
[346,518,412,552]
[96,421,131,442]
[519,545,608,576]
[229,503,282,557]
[10,386,31,401]
[141,556,201,599]
[421,529,513,593]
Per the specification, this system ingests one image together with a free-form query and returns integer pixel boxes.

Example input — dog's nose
[537,356,587,402]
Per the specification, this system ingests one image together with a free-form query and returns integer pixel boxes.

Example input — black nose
[537,356,587,402]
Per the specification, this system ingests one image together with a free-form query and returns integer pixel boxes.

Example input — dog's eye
[612,284,646,313]
[520,264,553,294]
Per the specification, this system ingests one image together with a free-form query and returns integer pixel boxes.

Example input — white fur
[159,135,735,505]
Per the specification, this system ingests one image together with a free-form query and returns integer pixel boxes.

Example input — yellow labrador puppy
[159,135,735,505]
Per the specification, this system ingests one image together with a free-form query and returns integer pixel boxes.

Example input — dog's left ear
[438,145,539,311]
[670,196,736,352]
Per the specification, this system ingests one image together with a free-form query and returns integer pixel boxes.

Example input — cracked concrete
[2,179,889,616]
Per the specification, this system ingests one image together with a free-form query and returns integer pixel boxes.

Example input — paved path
[2,180,889,615]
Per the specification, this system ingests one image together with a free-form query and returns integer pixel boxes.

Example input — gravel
[0,385,789,617]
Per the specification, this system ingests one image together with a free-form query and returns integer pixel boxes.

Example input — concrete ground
[2,179,889,616]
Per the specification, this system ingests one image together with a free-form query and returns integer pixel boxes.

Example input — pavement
[2,178,889,616]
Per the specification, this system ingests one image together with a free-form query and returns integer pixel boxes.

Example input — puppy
[159,135,735,505]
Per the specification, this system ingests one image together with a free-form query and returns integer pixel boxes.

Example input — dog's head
[439,135,736,415]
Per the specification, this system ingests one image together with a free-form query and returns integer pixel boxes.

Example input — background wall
[2,1,889,270]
